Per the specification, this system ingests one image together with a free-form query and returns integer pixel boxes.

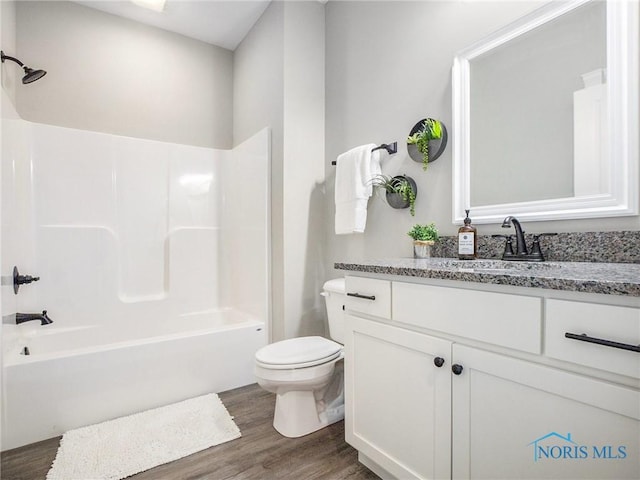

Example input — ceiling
[73,0,272,51]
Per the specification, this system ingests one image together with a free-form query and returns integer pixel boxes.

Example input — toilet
[254,278,346,438]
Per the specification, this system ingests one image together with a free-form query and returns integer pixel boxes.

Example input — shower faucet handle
[13,266,40,294]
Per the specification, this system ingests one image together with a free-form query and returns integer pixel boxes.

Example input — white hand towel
[335,144,382,234]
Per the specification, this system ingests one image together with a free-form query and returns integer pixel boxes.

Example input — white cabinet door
[345,314,452,480]
[452,345,640,480]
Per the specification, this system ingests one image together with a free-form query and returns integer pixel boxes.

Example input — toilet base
[273,389,345,438]
[272,362,345,438]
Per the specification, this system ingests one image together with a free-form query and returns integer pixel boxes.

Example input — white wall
[282,1,326,338]
[14,1,233,149]
[234,0,326,341]
[324,0,640,278]
[0,0,18,107]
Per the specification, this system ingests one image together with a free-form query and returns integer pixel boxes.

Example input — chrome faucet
[16,310,53,325]
[500,216,557,262]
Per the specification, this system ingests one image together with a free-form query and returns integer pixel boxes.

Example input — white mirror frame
[452,0,638,224]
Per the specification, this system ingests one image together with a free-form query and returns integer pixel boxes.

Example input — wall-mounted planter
[407,118,448,169]
[371,174,418,215]
[385,175,417,215]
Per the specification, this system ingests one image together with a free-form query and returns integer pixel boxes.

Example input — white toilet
[254,278,346,438]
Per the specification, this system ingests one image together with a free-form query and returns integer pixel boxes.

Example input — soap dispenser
[458,209,478,260]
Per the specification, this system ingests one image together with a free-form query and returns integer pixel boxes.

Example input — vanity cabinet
[452,344,639,480]
[345,314,452,480]
[344,276,640,480]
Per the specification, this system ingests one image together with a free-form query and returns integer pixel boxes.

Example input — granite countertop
[335,258,640,297]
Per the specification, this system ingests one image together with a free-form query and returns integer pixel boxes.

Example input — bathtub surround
[1,118,270,449]
[46,393,240,480]
[5,121,269,325]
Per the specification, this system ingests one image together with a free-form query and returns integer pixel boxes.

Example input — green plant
[370,174,417,216]
[407,119,443,171]
[407,223,439,242]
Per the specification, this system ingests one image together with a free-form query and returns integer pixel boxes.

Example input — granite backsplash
[431,231,640,264]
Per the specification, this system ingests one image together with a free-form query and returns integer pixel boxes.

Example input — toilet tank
[322,278,346,344]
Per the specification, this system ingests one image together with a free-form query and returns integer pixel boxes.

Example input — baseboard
[358,452,396,479]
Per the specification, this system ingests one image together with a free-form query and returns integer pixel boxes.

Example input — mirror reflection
[453,0,638,224]
[471,0,606,206]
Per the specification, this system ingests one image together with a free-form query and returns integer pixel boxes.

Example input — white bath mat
[47,393,241,480]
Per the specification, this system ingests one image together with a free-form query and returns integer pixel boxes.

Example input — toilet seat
[255,336,342,370]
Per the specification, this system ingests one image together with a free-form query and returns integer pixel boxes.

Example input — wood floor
[1,383,379,480]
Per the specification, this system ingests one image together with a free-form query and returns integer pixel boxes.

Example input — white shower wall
[3,121,269,329]
[219,131,271,322]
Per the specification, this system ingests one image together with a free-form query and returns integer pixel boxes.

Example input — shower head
[1,50,47,84]
[22,66,47,84]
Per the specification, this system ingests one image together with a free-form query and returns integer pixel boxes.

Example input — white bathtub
[1,309,266,450]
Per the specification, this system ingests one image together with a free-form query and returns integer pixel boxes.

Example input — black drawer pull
[565,332,640,353]
[347,292,376,301]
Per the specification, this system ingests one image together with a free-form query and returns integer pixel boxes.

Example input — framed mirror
[452,0,638,224]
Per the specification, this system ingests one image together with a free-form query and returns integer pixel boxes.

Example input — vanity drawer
[545,299,640,379]
[345,276,391,319]
[392,282,542,353]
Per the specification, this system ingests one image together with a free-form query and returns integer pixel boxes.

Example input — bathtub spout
[16,310,53,325]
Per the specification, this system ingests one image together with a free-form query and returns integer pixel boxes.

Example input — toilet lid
[255,336,342,368]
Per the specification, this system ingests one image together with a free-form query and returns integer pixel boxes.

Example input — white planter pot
[413,240,435,258]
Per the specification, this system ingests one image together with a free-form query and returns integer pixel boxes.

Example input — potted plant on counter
[407,222,439,258]
[370,174,417,216]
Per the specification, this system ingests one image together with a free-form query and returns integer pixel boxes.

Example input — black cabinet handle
[452,364,464,375]
[346,292,376,301]
[434,357,445,368]
[565,332,640,353]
